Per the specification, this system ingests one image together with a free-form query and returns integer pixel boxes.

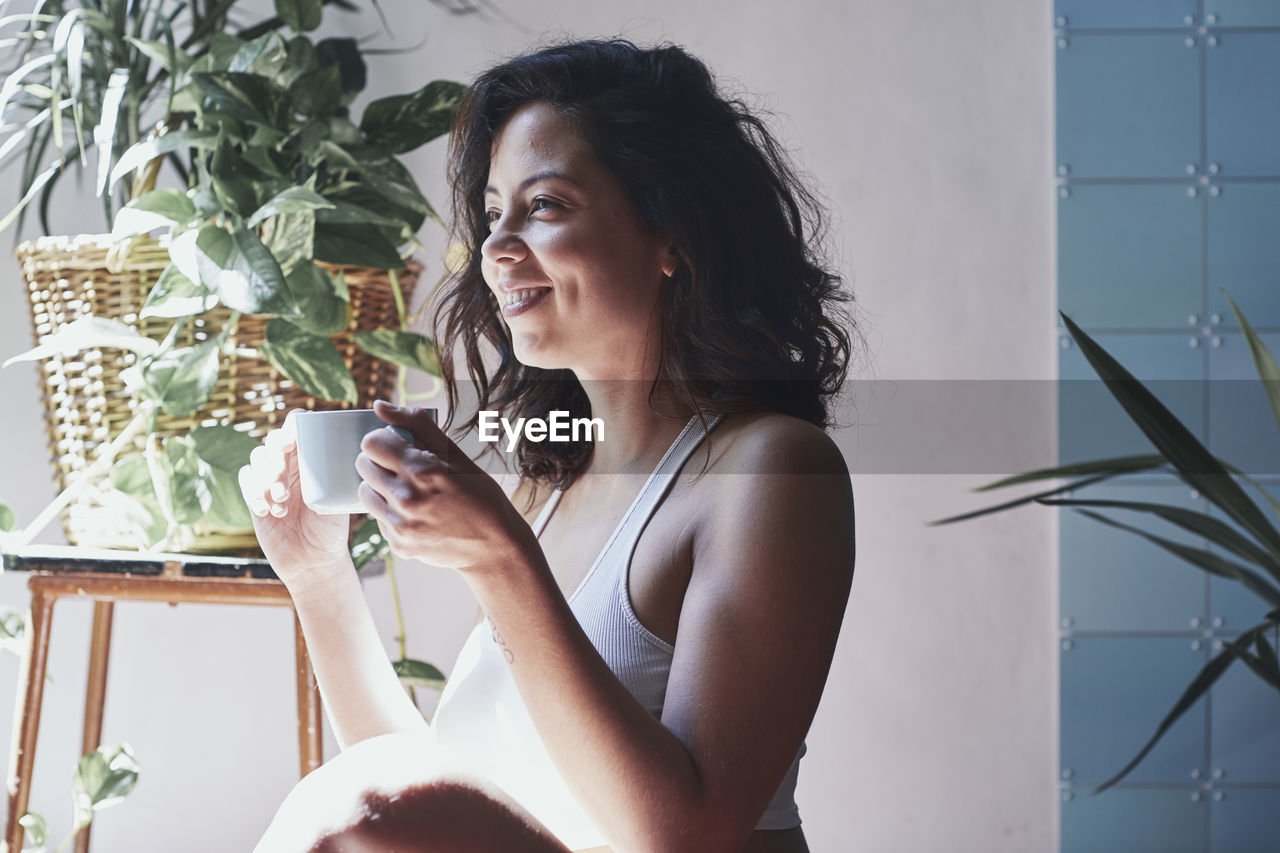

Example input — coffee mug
[294,408,435,515]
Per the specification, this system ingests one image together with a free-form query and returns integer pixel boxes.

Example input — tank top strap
[530,488,563,539]
[602,412,724,562]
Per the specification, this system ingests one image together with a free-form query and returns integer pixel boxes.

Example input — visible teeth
[505,289,543,306]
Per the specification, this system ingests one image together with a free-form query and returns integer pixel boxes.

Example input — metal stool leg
[4,585,55,853]
[74,601,114,853]
[294,613,322,777]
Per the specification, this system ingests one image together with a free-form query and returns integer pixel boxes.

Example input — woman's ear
[661,243,679,279]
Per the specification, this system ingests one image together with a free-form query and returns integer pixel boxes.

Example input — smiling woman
[240,37,861,853]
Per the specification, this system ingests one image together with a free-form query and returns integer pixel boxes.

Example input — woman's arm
[238,415,428,749]
[286,558,430,748]
[471,418,854,852]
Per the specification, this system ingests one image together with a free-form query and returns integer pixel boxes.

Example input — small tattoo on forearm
[489,621,515,664]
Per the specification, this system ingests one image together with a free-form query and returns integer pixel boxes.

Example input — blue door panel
[1206,33,1280,177]
[1062,788,1205,853]
[1209,648,1280,783]
[1057,34,1201,178]
[1061,482,1207,631]
[1059,184,1204,329]
[1206,0,1280,30]
[1054,0,1198,29]
[1210,788,1280,852]
[1207,184,1280,328]
[1061,637,1208,784]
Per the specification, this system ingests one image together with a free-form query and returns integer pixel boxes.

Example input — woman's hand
[237,411,352,587]
[356,400,533,573]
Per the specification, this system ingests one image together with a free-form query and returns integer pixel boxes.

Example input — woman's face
[480,101,675,378]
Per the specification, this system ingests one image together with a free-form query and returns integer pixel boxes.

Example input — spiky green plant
[933,294,1280,794]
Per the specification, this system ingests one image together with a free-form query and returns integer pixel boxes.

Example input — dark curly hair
[434,38,858,489]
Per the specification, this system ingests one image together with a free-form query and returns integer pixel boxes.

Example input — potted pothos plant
[934,294,1280,794]
[0,0,452,785]
[1,0,465,553]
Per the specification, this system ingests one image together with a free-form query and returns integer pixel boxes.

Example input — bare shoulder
[684,411,855,584]
[699,410,851,480]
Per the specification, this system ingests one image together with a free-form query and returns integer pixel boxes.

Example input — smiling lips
[501,287,551,318]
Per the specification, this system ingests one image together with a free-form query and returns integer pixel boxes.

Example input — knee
[311,782,571,853]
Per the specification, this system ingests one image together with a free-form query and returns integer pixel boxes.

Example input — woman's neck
[576,379,694,478]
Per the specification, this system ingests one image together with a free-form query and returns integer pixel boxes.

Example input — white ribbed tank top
[431,414,805,849]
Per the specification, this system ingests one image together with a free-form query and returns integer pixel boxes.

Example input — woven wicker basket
[17,233,419,553]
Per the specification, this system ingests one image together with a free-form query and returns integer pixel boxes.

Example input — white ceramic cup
[294,408,435,515]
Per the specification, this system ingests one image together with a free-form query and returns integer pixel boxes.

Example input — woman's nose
[480,217,528,265]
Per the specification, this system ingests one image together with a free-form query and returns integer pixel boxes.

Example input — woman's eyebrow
[484,171,579,197]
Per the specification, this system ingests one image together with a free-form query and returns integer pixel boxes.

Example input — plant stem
[52,827,79,853]
[5,401,158,552]
[383,551,417,706]
[383,264,418,704]
[388,268,407,332]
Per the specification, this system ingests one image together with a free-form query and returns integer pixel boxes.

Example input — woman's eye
[485,210,501,226]
[531,197,560,213]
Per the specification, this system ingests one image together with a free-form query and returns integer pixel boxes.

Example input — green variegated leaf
[307,140,359,171]
[0,605,24,656]
[313,223,403,270]
[248,184,334,229]
[279,36,318,88]
[196,224,298,316]
[228,33,283,75]
[111,189,197,238]
[112,456,156,500]
[125,36,190,76]
[190,425,259,528]
[17,812,45,847]
[353,330,439,375]
[285,262,350,336]
[260,319,356,403]
[72,744,139,830]
[0,502,13,531]
[315,38,365,98]
[3,316,160,367]
[276,0,322,34]
[191,72,283,127]
[264,210,315,277]
[354,153,435,228]
[160,436,213,524]
[210,129,257,216]
[392,657,446,690]
[241,146,284,179]
[109,456,168,543]
[360,80,468,154]
[288,64,342,116]
[109,130,218,190]
[141,337,221,417]
[350,517,388,571]
[312,197,402,228]
[141,265,218,319]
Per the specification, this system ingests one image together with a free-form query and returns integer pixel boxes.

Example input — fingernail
[269,503,287,518]
[270,482,288,502]
[251,500,270,517]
